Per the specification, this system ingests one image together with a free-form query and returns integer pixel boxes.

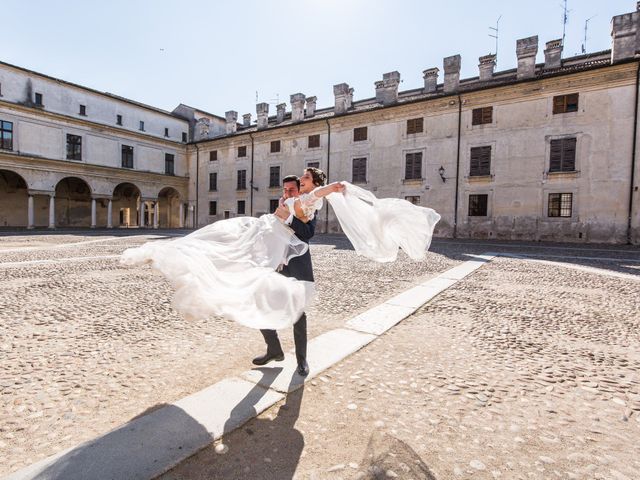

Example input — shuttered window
[269,166,280,188]
[553,93,579,114]
[269,199,279,213]
[405,152,422,180]
[308,134,320,148]
[548,193,573,217]
[237,169,247,190]
[472,107,493,125]
[549,138,576,172]
[238,146,247,157]
[407,118,424,134]
[209,150,217,162]
[352,158,367,184]
[469,146,491,176]
[270,140,281,153]
[209,172,217,191]
[354,127,368,142]
[209,201,217,216]
[237,200,246,215]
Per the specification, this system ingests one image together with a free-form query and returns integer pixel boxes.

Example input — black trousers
[260,313,307,365]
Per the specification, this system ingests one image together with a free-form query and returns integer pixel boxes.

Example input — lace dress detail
[283,189,323,220]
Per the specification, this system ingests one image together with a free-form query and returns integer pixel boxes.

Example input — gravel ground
[160,256,640,480]
[0,232,459,476]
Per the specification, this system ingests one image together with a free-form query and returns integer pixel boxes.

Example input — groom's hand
[274,206,289,220]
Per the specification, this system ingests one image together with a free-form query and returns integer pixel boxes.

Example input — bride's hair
[306,167,327,187]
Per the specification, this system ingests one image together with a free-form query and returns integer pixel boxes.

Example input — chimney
[225,110,237,134]
[443,55,461,93]
[423,67,439,93]
[196,117,210,139]
[478,54,496,81]
[333,83,350,114]
[375,71,401,105]
[305,96,317,117]
[276,103,286,123]
[544,39,563,69]
[242,113,251,127]
[516,36,539,79]
[611,7,640,63]
[290,93,306,122]
[347,88,354,108]
[256,102,269,130]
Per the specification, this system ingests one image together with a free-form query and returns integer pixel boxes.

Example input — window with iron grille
[307,161,320,169]
[34,93,43,106]
[237,200,246,215]
[548,193,573,217]
[209,201,217,216]
[472,106,493,125]
[354,126,368,142]
[469,146,491,176]
[269,166,281,188]
[209,150,217,162]
[269,199,280,213]
[352,157,367,184]
[116,114,123,126]
[405,196,421,205]
[406,118,424,134]
[0,120,13,150]
[182,132,187,142]
[209,172,217,191]
[237,169,247,190]
[270,140,281,153]
[66,134,82,160]
[308,134,320,148]
[553,93,579,114]
[79,105,86,116]
[468,194,488,216]
[238,146,247,157]
[405,152,422,180]
[121,145,134,168]
[549,138,576,172]
[165,153,175,175]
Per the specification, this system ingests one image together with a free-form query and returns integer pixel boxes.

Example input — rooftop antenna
[488,15,502,67]
[561,0,571,56]
[581,15,597,54]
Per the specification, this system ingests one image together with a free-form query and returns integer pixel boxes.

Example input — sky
[0,0,632,117]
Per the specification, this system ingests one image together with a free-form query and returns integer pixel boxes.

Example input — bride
[121,167,440,330]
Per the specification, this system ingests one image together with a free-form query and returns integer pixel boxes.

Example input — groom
[252,174,315,377]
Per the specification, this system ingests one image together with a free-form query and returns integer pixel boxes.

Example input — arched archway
[157,187,182,228]
[54,177,92,227]
[112,182,141,227]
[0,169,28,227]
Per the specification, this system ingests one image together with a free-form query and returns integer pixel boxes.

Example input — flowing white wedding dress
[121,182,440,330]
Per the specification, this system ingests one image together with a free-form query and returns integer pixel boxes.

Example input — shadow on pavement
[360,431,437,480]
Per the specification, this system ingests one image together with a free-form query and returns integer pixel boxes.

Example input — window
[352,157,367,184]
[66,134,82,160]
[164,127,169,137]
[182,132,188,142]
[307,161,320,169]
[210,150,218,162]
[139,121,145,131]
[269,199,280,213]
[472,106,493,125]
[34,92,43,106]
[354,126,368,142]
[405,152,422,180]
[0,121,13,150]
[224,210,230,219]
[238,146,247,157]
[269,166,281,188]
[165,153,175,175]
[553,93,579,114]
[237,169,247,190]
[469,146,491,176]
[405,196,421,205]
[0,82,2,96]
[468,194,488,216]
[79,105,86,116]
[237,200,246,215]
[116,114,123,126]
[209,201,217,216]
[121,145,134,168]
[308,134,320,148]
[548,193,573,217]
[209,172,217,191]
[549,138,576,173]
[270,140,281,153]
[407,118,424,134]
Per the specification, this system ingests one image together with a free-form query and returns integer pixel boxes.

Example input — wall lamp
[249,181,259,192]
[438,165,446,183]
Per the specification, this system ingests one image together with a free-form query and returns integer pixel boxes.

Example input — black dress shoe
[252,351,284,366]
[297,360,309,377]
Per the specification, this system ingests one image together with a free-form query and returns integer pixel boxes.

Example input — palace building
[2,4,640,244]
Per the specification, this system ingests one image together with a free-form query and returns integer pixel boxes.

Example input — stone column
[27,195,34,229]
[153,201,159,229]
[48,195,55,229]
[179,202,185,228]
[139,201,146,228]
[91,198,97,228]
[107,199,113,228]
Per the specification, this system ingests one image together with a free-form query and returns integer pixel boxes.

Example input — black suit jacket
[280,215,316,282]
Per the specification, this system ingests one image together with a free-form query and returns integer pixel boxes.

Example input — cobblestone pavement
[160,253,640,479]
[0,231,461,476]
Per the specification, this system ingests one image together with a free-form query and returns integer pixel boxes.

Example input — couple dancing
[122,167,440,377]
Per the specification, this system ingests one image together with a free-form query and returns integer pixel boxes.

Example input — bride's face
[299,171,314,193]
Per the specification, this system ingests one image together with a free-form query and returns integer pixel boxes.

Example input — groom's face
[282,180,299,199]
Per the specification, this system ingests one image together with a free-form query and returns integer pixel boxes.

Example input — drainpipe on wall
[453,95,462,238]
[325,118,332,233]
[628,62,640,245]
[195,143,200,229]
[249,133,255,216]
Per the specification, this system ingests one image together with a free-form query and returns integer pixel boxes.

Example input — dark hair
[282,175,300,190]
[305,167,327,187]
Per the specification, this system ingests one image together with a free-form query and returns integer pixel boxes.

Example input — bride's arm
[311,182,345,199]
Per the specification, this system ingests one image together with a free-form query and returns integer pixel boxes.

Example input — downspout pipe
[627,61,640,245]
[453,94,462,239]
[325,118,331,233]
[249,133,255,216]
[195,143,200,229]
